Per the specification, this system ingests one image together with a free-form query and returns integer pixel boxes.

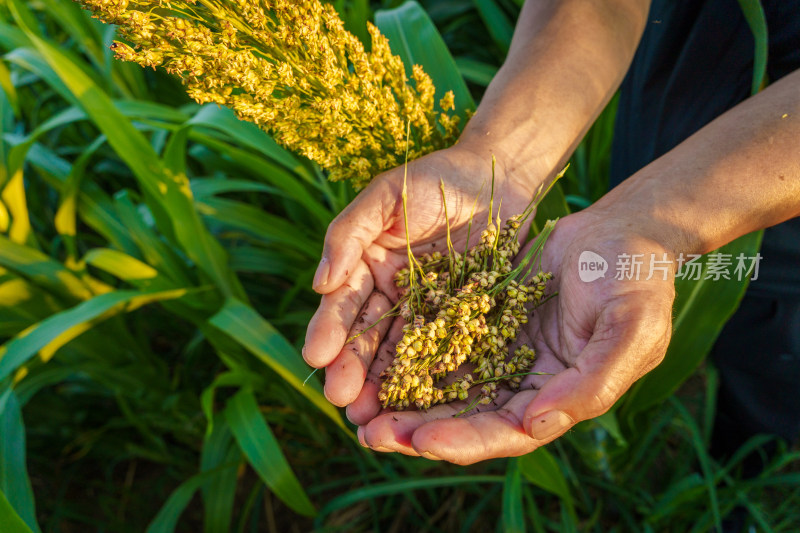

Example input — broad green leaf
[502,459,526,533]
[207,299,346,429]
[196,198,320,258]
[618,231,763,429]
[0,288,189,381]
[190,178,281,200]
[0,392,38,533]
[375,1,475,122]
[79,188,140,257]
[0,489,33,533]
[187,105,306,177]
[518,448,572,504]
[737,0,768,95]
[225,388,315,516]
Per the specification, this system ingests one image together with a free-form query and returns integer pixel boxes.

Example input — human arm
[303,0,652,408]
[358,68,800,463]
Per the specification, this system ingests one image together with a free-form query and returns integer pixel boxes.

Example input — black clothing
[610,0,800,462]
[611,0,800,296]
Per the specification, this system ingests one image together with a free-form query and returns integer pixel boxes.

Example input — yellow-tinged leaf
[1,168,31,245]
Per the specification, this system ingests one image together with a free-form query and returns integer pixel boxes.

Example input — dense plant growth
[0,0,796,531]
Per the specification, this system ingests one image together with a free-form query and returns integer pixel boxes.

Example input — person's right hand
[302,144,547,412]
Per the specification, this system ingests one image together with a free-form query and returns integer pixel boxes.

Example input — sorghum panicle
[381,211,554,411]
[79,0,462,189]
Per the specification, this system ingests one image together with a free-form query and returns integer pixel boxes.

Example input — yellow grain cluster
[80,0,461,188]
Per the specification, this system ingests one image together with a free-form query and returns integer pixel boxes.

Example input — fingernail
[419,450,442,461]
[372,446,395,453]
[357,426,368,448]
[528,410,573,441]
[313,257,330,289]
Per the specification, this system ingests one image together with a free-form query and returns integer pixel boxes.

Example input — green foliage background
[0,0,796,531]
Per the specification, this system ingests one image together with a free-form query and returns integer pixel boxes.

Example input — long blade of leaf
[225,388,315,517]
[207,299,346,430]
[0,288,189,381]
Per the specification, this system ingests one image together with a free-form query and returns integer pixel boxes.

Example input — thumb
[313,173,401,294]
[522,302,671,442]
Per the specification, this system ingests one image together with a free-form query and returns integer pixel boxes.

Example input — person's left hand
[350,207,676,464]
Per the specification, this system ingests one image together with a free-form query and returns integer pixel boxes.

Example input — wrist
[442,138,549,201]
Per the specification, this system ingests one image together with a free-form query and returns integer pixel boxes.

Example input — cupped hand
[303,144,542,408]
[353,208,677,464]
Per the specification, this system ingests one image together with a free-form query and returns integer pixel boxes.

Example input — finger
[346,317,404,425]
[357,426,395,454]
[324,292,392,407]
[362,406,459,457]
[411,389,541,465]
[313,176,401,294]
[303,260,373,368]
[522,296,672,444]
[362,386,519,457]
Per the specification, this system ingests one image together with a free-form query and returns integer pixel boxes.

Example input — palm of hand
[350,211,676,464]
[303,148,534,407]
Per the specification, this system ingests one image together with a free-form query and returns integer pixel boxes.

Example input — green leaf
[532,182,570,234]
[0,61,18,116]
[199,368,266,436]
[518,448,573,506]
[473,0,514,53]
[112,191,190,285]
[454,57,498,87]
[736,0,768,95]
[207,299,346,430]
[54,135,105,255]
[196,198,320,258]
[200,417,240,533]
[375,1,475,122]
[146,468,230,533]
[83,248,160,282]
[502,459,526,533]
[225,388,315,516]
[0,489,33,533]
[189,178,281,201]
[0,392,38,533]
[187,105,304,174]
[0,235,92,301]
[0,288,189,381]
